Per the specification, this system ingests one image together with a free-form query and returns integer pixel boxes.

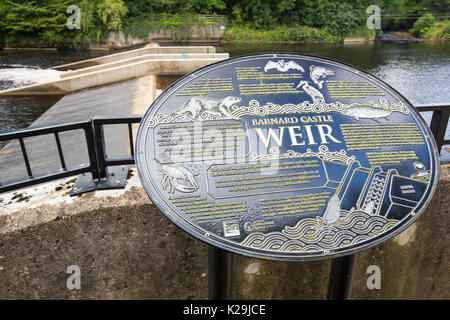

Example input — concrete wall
[59,53,229,78]
[1,25,225,51]
[106,25,226,49]
[0,165,449,300]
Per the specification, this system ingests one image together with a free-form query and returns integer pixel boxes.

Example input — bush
[318,2,360,37]
[288,26,309,40]
[287,25,335,41]
[420,20,450,39]
[444,22,450,38]
[222,25,289,42]
[409,14,436,37]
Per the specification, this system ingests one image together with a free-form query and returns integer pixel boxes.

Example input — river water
[0,50,108,132]
[0,40,449,140]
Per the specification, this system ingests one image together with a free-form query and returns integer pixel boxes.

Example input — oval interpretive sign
[135,53,440,261]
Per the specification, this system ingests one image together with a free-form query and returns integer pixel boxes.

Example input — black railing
[417,103,450,153]
[0,104,449,195]
[0,116,141,195]
[0,120,98,193]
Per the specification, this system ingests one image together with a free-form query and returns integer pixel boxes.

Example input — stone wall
[1,25,225,50]
[105,25,225,49]
[0,165,449,299]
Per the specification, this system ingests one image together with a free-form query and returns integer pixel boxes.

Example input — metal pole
[208,246,233,300]
[327,254,357,300]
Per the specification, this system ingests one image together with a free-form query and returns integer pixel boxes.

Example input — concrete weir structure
[0,45,226,96]
[0,46,449,299]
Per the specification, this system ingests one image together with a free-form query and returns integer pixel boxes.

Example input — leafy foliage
[409,13,435,36]
[75,0,128,43]
[0,0,448,45]
[0,0,71,43]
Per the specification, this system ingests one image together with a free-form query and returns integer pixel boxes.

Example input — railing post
[92,119,108,179]
[327,254,357,300]
[430,109,450,153]
[208,246,233,300]
[83,120,100,180]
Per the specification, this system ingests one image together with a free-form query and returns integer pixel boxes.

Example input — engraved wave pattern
[148,98,409,128]
[240,210,399,252]
[230,98,409,119]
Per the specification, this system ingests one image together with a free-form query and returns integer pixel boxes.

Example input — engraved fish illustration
[342,103,393,122]
[264,60,305,73]
[310,65,335,89]
[322,194,341,224]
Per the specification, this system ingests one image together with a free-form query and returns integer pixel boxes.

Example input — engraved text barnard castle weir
[136,55,438,260]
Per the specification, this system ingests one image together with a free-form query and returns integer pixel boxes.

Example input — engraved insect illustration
[264,60,305,72]
[160,164,199,193]
[296,80,325,103]
[309,65,335,89]
[174,96,241,120]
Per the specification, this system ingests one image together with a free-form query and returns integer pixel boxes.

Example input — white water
[0,65,65,88]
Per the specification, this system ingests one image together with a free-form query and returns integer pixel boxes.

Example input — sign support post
[327,254,357,300]
[208,246,233,300]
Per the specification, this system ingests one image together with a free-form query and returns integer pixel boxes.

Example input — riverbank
[2,32,448,52]
[2,18,449,51]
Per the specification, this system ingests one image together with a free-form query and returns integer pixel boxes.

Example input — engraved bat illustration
[309,65,335,89]
[160,164,199,193]
[264,60,305,72]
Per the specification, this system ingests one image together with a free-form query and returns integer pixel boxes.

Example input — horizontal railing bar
[104,157,135,167]
[415,104,450,112]
[92,115,142,125]
[0,120,92,141]
[0,165,91,193]
[1,106,448,138]
[1,103,449,194]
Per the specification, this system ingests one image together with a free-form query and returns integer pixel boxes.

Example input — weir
[0,45,227,96]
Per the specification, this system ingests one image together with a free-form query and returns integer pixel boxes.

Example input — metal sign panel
[135,53,439,261]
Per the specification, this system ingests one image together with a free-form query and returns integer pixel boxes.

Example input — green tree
[315,1,360,36]
[190,0,226,14]
[409,13,435,36]
[277,0,296,24]
[96,0,128,30]
[0,0,71,43]
[77,0,128,42]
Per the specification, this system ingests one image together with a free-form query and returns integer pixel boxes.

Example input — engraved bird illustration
[264,60,305,72]
[310,65,335,89]
[296,80,325,103]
